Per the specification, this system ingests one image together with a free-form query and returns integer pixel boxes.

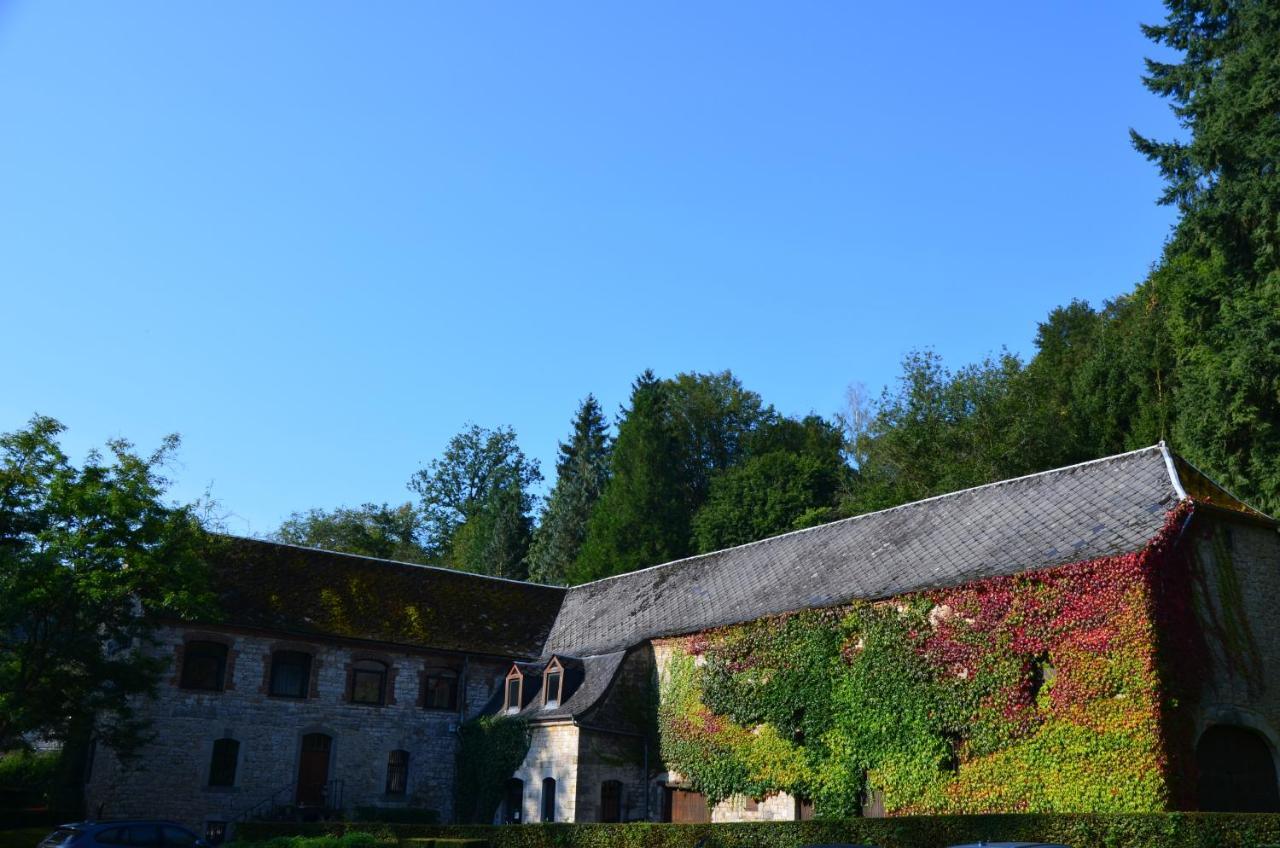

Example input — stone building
[86,445,1280,833]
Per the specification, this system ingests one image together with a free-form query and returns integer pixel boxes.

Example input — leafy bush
[354,808,441,825]
[234,833,389,848]
[233,814,1280,848]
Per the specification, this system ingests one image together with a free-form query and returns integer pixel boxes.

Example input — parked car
[38,822,210,848]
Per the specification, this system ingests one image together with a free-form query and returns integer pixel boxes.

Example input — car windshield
[44,830,80,845]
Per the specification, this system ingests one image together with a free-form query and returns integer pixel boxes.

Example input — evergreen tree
[1131,0,1280,512]
[527,395,611,585]
[570,371,688,583]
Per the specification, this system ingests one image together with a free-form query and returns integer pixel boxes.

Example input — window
[541,777,556,822]
[504,667,523,714]
[107,827,159,847]
[543,658,564,708]
[180,641,228,691]
[208,738,239,787]
[269,650,312,698]
[384,749,409,795]
[351,659,387,705]
[422,668,458,711]
[600,780,622,823]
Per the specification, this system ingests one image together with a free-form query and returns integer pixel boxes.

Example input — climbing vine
[455,715,530,823]
[658,504,1208,817]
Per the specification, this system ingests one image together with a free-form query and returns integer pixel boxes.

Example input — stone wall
[506,723,578,823]
[1189,514,1280,774]
[84,625,509,835]
[711,792,798,822]
[573,729,648,822]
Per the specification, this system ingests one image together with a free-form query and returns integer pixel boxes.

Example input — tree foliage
[408,424,541,579]
[693,416,850,553]
[527,396,611,585]
[273,502,431,564]
[0,416,213,756]
[571,372,688,583]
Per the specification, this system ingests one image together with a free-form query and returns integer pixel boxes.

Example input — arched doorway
[502,778,524,823]
[1197,724,1280,812]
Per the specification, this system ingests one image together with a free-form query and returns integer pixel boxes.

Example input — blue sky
[0,2,1180,536]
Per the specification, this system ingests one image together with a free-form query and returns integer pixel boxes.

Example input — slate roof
[202,536,566,658]
[482,652,628,722]
[543,445,1188,657]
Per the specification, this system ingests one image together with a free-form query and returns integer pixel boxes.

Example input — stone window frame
[345,653,397,707]
[542,657,565,709]
[260,642,321,700]
[418,665,460,712]
[172,632,239,693]
[503,665,524,714]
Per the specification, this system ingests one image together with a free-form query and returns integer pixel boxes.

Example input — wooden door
[668,788,710,823]
[296,733,332,806]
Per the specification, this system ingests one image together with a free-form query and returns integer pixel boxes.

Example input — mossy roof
[202,536,566,658]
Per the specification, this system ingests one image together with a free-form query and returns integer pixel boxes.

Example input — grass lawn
[0,828,51,848]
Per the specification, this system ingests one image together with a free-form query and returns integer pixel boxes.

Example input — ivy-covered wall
[657,505,1204,817]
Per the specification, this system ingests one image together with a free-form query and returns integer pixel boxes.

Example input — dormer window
[504,666,523,714]
[543,657,564,709]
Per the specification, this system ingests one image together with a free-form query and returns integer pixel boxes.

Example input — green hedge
[233,813,1280,848]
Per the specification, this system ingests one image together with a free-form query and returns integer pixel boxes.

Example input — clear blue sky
[1,2,1180,536]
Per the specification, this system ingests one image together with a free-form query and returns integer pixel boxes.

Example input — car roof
[62,822,189,829]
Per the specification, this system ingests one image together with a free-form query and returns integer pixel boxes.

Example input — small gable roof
[543,445,1199,656]
[202,536,566,658]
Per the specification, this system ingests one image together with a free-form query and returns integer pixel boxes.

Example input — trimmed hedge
[234,813,1280,848]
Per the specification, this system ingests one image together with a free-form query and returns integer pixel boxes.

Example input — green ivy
[657,512,1195,817]
[455,715,530,824]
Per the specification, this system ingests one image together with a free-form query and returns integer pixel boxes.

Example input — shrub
[232,814,1280,848]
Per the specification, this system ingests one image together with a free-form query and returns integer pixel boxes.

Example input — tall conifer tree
[527,395,612,585]
[571,371,689,583]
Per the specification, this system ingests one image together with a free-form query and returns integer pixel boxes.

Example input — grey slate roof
[482,651,627,721]
[543,445,1184,657]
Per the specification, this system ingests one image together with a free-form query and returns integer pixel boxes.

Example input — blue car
[37,822,210,848]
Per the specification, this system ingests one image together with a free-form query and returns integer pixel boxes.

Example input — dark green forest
[275,1,1280,585]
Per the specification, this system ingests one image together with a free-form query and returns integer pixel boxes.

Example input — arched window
[351,659,387,705]
[181,641,229,691]
[269,650,312,699]
[541,777,556,822]
[599,780,622,822]
[208,739,239,787]
[1198,724,1280,812]
[422,668,458,711]
[385,750,409,796]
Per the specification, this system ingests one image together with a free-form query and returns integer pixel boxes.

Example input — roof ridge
[220,534,567,591]
[566,444,1171,592]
